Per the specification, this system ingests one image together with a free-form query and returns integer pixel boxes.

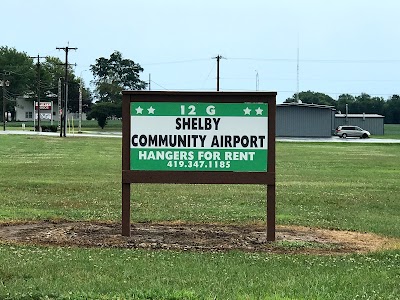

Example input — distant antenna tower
[148,73,151,91]
[255,70,259,91]
[296,40,300,103]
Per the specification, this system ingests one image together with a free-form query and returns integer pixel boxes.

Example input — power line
[4,57,400,69]
[200,61,215,90]
[142,58,209,66]
[3,69,36,76]
[149,80,169,90]
[228,57,400,64]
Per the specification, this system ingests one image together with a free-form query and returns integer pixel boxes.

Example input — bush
[35,125,58,132]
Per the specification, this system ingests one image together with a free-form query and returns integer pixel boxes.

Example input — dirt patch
[0,221,398,254]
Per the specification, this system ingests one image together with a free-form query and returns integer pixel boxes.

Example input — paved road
[1,130,400,143]
[0,130,122,138]
[277,137,400,143]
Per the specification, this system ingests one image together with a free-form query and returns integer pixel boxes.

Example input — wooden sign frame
[122,91,276,241]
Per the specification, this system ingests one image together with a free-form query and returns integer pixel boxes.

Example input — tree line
[0,46,147,129]
[0,46,92,117]
[3,45,399,128]
[285,91,400,124]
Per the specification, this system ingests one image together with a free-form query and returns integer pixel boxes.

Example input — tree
[90,50,147,103]
[0,47,93,121]
[337,93,385,115]
[384,95,400,124]
[336,94,355,114]
[354,93,384,115]
[41,57,92,113]
[89,51,146,129]
[87,102,120,129]
[39,56,64,98]
[285,91,335,106]
[0,46,36,115]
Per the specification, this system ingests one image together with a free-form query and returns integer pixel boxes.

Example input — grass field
[0,135,399,299]
[382,124,400,138]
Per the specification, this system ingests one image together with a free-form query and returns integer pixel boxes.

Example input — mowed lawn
[0,135,399,299]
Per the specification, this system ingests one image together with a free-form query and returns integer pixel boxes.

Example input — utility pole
[213,55,225,91]
[58,78,62,130]
[78,69,87,134]
[79,80,82,133]
[1,73,10,131]
[31,55,46,131]
[56,45,77,137]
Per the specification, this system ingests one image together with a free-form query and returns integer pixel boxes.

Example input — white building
[15,96,59,122]
[14,96,86,123]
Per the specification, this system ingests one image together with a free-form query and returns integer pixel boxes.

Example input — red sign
[35,102,52,110]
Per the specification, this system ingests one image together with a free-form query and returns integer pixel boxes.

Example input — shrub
[35,125,58,132]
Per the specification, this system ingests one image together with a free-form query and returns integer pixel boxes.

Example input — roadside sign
[35,102,52,110]
[122,91,276,241]
[35,113,52,120]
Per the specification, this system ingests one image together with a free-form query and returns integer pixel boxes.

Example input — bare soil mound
[0,221,398,254]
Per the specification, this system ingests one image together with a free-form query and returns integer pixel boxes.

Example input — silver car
[335,126,371,138]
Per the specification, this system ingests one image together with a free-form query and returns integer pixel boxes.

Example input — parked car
[335,126,371,138]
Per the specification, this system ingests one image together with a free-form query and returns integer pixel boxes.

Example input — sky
[3,0,400,103]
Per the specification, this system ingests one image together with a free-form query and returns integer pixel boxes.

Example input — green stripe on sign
[131,102,268,117]
[130,148,267,172]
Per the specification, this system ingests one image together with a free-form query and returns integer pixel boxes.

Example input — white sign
[130,102,268,172]
[35,113,52,120]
